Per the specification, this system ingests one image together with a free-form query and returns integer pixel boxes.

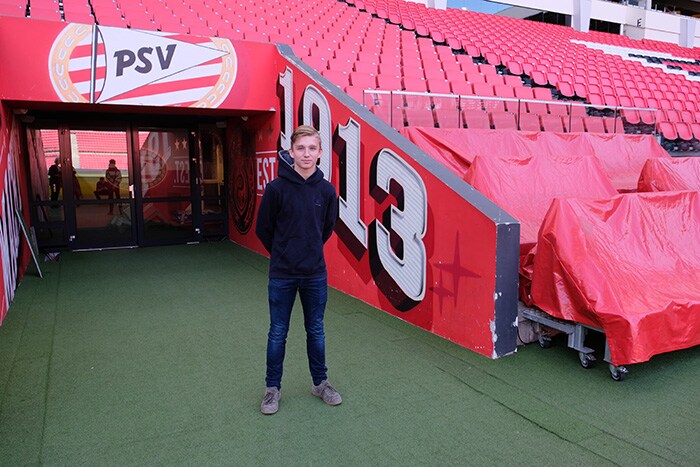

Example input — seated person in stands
[94,177,110,199]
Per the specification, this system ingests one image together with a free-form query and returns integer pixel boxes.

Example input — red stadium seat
[657,121,678,140]
[349,72,377,89]
[680,110,695,123]
[584,117,606,133]
[503,75,523,88]
[540,114,564,132]
[354,61,379,75]
[490,111,517,130]
[518,113,541,132]
[0,3,26,17]
[343,86,366,104]
[562,116,586,133]
[532,88,553,101]
[435,108,461,128]
[482,98,506,113]
[506,61,524,76]
[604,117,624,134]
[404,108,435,127]
[462,109,491,129]
[494,84,515,99]
[444,69,465,82]
[472,83,494,96]
[465,72,486,85]
[664,110,681,123]
[403,77,428,93]
[557,81,575,98]
[514,87,534,100]
[403,93,432,111]
[486,74,506,86]
[441,59,461,73]
[621,109,640,125]
[377,74,402,90]
[450,81,473,95]
[370,105,397,128]
[548,102,568,116]
[322,70,350,88]
[424,67,446,81]
[675,122,693,141]
[477,64,497,76]
[691,123,700,140]
[427,79,451,94]
[531,70,547,86]
[569,104,587,119]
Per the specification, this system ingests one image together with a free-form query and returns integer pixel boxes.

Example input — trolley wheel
[609,364,628,382]
[538,335,552,349]
[578,351,596,369]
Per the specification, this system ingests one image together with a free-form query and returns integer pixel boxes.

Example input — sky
[446,0,511,13]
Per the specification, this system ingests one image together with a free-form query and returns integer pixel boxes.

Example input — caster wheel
[578,351,596,369]
[538,335,552,349]
[609,364,628,382]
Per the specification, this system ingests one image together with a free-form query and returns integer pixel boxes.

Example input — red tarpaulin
[465,155,617,245]
[637,157,700,192]
[465,155,617,303]
[399,128,670,191]
[531,191,700,365]
[584,134,671,192]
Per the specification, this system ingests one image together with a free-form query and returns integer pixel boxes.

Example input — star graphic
[432,232,481,310]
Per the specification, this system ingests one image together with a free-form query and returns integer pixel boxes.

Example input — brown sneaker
[260,387,281,415]
[311,380,342,406]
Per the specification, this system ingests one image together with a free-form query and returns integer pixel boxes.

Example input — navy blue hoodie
[255,150,338,279]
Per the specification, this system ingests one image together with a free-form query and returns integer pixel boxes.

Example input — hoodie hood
[278,149,325,185]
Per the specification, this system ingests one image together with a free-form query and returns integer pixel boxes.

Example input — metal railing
[362,89,659,135]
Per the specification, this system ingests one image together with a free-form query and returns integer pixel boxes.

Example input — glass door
[65,129,136,249]
[135,128,200,245]
[27,128,67,249]
[197,126,227,239]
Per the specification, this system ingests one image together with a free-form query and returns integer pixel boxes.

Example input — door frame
[25,113,230,251]
[62,123,138,250]
[131,126,202,247]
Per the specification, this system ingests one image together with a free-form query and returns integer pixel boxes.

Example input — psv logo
[49,23,237,107]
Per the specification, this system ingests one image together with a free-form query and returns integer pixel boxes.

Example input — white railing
[362,89,659,135]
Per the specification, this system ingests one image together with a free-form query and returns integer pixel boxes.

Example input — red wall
[0,17,519,355]
[0,101,32,323]
[229,52,519,358]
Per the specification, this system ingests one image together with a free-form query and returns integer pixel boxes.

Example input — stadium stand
[343,0,699,150]
[7,0,700,379]
[16,0,684,140]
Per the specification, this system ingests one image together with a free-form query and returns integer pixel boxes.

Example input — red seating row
[354,0,700,132]
[657,121,700,141]
[370,106,623,133]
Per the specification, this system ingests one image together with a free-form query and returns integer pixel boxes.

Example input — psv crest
[49,23,237,107]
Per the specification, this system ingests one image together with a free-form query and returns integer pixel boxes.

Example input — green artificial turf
[0,242,698,465]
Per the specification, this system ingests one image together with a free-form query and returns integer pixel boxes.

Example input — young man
[105,159,122,214]
[48,158,61,202]
[255,125,340,415]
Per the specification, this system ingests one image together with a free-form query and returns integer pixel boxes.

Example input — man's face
[290,135,321,172]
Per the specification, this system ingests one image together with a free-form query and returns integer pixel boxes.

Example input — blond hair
[291,125,322,149]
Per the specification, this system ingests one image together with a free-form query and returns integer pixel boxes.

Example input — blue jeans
[266,277,328,389]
